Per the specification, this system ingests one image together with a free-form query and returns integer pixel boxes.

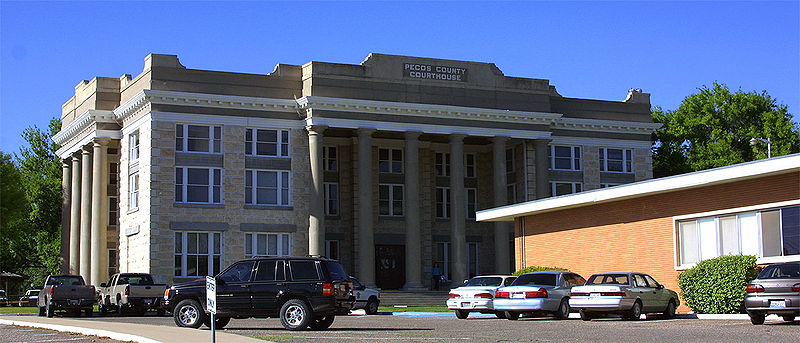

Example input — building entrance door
[375,245,405,289]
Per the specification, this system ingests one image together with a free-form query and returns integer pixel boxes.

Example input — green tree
[652,83,800,177]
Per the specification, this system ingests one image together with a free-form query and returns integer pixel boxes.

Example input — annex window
[128,173,139,210]
[549,145,581,171]
[174,231,222,277]
[129,131,139,162]
[176,124,222,153]
[108,197,118,227]
[245,128,290,157]
[245,170,290,206]
[435,153,450,177]
[379,184,403,216]
[324,183,339,216]
[465,153,476,178]
[379,148,403,173]
[326,240,340,260]
[176,167,222,204]
[109,162,118,185]
[245,233,292,258]
[551,182,582,196]
[677,206,800,267]
[599,148,633,173]
[506,184,516,204]
[466,188,477,219]
[436,187,451,219]
[505,148,514,173]
[323,146,337,171]
[467,242,479,278]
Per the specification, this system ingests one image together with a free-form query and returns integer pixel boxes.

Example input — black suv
[163,256,355,330]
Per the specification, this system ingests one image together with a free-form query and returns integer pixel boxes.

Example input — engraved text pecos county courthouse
[54,53,659,289]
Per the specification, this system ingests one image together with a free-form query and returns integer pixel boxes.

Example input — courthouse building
[54,53,659,288]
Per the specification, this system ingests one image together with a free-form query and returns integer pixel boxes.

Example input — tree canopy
[652,82,799,177]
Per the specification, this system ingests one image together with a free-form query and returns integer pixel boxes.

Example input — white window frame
[245,169,291,206]
[436,187,451,219]
[466,188,477,219]
[379,148,403,174]
[435,152,450,177]
[176,124,222,154]
[379,183,404,216]
[324,182,339,216]
[323,146,337,171]
[551,182,583,196]
[549,145,582,171]
[129,131,139,162]
[128,173,139,210]
[245,128,290,157]
[174,231,223,277]
[244,232,292,258]
[176,167,223,204]
[465,153,476,178]
[599,148,633,173]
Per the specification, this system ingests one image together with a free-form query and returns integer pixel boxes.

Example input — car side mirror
[658,285,664,289]
[463,280,469,285]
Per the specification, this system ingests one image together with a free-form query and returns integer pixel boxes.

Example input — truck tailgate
[128,285,167,298]
[53,286,95,300]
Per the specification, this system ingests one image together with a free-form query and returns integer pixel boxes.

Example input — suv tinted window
[255,261,276,281]
[219,261,255,283]
[276,261,286,281]
[290,261,319,280]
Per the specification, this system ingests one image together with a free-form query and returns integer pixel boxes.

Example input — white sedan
[447,275,517,319]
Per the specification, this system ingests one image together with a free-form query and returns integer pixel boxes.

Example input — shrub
[512,265,568,276]
[677,255,760,314]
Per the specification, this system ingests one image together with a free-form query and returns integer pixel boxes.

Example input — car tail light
[448,293,460,299]
[475,293,493,299]
[746,284,764,293]
[125,285,130,296]
[525,288,548,298]
[792,283,800,292]
[49,287,54,295]
[600,292,626,297]
[322,283,334,296]
[571,292,589,297]
[495,291,510,298]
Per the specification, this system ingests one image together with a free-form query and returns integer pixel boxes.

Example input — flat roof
[476,153,800,222]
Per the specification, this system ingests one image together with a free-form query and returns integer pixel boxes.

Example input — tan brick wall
[516,172,800,312]
[118,118,153,276]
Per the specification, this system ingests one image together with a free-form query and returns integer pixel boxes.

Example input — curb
[0,318,161,343]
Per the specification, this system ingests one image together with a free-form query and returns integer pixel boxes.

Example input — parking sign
[206,276,216,314]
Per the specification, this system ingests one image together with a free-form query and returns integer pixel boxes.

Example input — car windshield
[324,261,348,281]
[758,263,800,279]
[586,274,630,285]
[46,276,84,286]
[512,274,557,286]
[117,275,155,285]
[464,277,503,287]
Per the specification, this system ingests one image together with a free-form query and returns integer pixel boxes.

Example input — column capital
[404,131,422,140]
[449,134,467,143]
[62,159,71,167]
[492,136,510,144]
[81,146,92,155]
[305,125,328,135]
[92,137,111,147]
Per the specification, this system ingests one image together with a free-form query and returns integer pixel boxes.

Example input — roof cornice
[53,110,116,145]
[554,117,662,135]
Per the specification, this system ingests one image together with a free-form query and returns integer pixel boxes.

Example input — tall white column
[403,131,424,290]
[91,139,108,285]
[492,136,511,274]
[357,128,376,287]
[61,159,72,274]
[69,154,81,275]
[450,134,467,283]
[307,125,326,256]
[79,146,92,284]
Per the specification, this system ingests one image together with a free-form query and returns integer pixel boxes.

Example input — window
[379,184,403,216]
[246,128,289,157]
[379,148,403,173]
[505,148,514,173]
[506,184,516,204]
[176,124,222,153]
[176,167,222,204]
[467,242,479,278]
[109,162,118,185]
[677,206,800,267]
[128,173,139,210]
[323,146,337,171]
[435,153,450,177]
[254,260,285,282]
[245,170,290,206]
[245,233,292,257]
[600,183,621,188]
[326,240,340,260]
[435,242,451,281]
[465,153,476,178]
[549,145,581,171]
[599,148,633,173]
[466,188,477,219]
[436,187,451,218]
[108,197,118,227]
[289,260,319,280]
[324,183,339,216]
[218,261,254,283]
[107,249,117,280]
[174,231,222,277]
[551,182,582,196]
[129,132,139,162]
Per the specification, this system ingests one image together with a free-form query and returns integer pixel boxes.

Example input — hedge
[677,255,760,314]
[512,265,568,276]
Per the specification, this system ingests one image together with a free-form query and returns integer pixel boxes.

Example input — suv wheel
[173,299,205,328]
[280,299,313,331]
[308,315,335,330]
[749,312,766,325]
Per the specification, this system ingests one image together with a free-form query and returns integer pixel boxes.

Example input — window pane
[187,256,197,276]
[268,234,278,255]
[197,255,208,276]
[698,218,717,260]
[762,210,782,257]
[719,216,739,255]
[739,213,759,256]
[257,143,276,156]
[198,233,208,254]
[257,234,267,255]
[175,232,182,253]
[174,255,182,276]
[781,207,800,256]
[679,221,698,265]
[255,261,276,281]
[187,138,209,152]
[379,149,389,161]
[214,232,221,252]
[290,261,319,280]
[188,125,209,139]
[258,171,277,187]
[213,257,220,275]
[258,129,276,143]
[187,233,198,254]
[187,186,209,202]
[282,235,290,256]
[187,168,209,185]
[378,161,389,173]
[245,234,252,256]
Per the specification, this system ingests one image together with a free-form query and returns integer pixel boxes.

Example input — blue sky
[1,1,798,154]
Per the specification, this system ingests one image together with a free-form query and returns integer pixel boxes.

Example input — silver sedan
[493,271,586,320]
[569,272,679,321]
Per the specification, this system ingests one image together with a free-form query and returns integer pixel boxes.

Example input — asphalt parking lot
[0,324,124,343]
[50,312,800,343]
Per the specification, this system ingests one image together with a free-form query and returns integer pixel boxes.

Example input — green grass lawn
[0,306,38,314]
[378,306,450,312]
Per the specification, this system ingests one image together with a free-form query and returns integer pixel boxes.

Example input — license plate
[511,293,525,299]
[144,299,153,304]
[770,300,786,308]
[589,293,601,299]
[69,300,78,305]
[461,302,470,307]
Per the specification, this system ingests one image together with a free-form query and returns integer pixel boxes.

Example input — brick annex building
[54,53,659,288]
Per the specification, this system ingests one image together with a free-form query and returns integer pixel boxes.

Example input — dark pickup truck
[37,275,96,317]
[163,256,355,330]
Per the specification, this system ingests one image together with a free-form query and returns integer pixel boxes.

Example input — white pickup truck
[96,273,167,316]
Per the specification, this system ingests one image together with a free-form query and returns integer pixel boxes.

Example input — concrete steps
[378,290,449,307]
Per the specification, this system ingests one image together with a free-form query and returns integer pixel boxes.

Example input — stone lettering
[403,63,468,82]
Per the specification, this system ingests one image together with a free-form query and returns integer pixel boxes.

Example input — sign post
[206,276,216,343]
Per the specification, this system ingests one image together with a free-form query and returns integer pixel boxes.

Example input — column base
[401,282,427,291]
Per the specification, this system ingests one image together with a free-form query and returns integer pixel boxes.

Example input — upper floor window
[174,231,222,277]
[379,184,403,216]
[129,132,139,162]
[324,183,339,216]
[175,167,222,204]
[435,153,450,177]
[465,153,476,178]
[506,148,514,173]
[466,188,477,219]
[379,148,403,173]
[245,233,292,258]
[245,170,290,206]
[176,124,222,153]
[436,187,451,219]
[549,146,581,171]
[109,162,118,185]
[246,128,289,157]
[551,182,582,196]
[599,148,633,173]
[128,173,139,210]
[506,184,516,205]
[108,197,118,227]
[323,146,337,171]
